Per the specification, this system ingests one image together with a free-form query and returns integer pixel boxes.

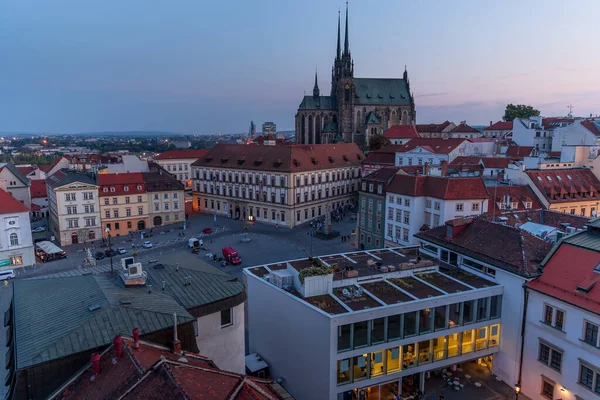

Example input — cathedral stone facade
[295,6,416,148]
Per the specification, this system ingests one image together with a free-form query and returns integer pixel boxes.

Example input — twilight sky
[1,0,599,134]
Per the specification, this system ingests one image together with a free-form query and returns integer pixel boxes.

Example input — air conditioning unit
[271,269,294,290]
[566,226,576,234]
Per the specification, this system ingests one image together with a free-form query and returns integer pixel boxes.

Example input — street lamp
[515,383,521,400]
[105,227,114,274]
[309,222,313,257]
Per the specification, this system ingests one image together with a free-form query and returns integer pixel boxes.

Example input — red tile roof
[383,125,420,139]
[386,174,489,200]
[17,166,36,176]
[37,164,53,173]
[542,117,575,128]
[505,144,534,160]
[193,143,364,172]
[362,148,396,166]
[415,218,553,276]
[98,172,145,196]
[450,157,509,169]
[525,168,600,204]
[415,121,452,133]
[450,123,480,133]
[482,209,590,230]
[153,149,209,160]
[30,180,47,198]
[394,138,468,155]
[487,185,544,213]
[582,120,600,137]
[55,336,288,400]
[0,189,29,213]
[483,121,513,131]
[450,156,480,166]
[528,242,600,315]
[64,154,120,164]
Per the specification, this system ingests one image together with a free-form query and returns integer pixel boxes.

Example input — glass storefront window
[489,324,500,347]
[371,318,385,345]
[449,302,461,328]
[418,340,431,365]
[433,337,446,361]
[434,306,447,331]
[490,295,502,319]
[352,355,368,381]
[338,324,351,352]
[463,300,475,324]
[462,330,474,354]
[477,297,489,321]
[387,314,401,341]
[448,333,460,358]
[403,311,417,337]
[403,343,417,369]
[371,351,384,377]
[337,358,351,385]
[380,382,399,400]
[354,321,369,348]
[419,309,432,334]
[386,347,401,374]
[476,327,488,351]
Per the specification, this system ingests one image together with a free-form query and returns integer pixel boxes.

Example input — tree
[368,134,391,151]
[502,104,540,121]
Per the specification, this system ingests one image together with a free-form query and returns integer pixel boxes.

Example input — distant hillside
[72,131,185,137]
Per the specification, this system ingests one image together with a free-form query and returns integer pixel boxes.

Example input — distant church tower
[333,4,355,143]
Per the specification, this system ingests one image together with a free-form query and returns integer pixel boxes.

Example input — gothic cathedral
[295,5,416,148]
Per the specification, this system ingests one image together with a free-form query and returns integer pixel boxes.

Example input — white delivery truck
[188,238,203,250]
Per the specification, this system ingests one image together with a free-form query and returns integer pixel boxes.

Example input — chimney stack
[172,312,182,354]
[91,353,101,376]
[113,336,123,358]
[132,328,140,349]
[424,162,430,176]
[440,160,448,177]
[490,120,493,126]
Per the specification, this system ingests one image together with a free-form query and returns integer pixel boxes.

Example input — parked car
[116,247,127,254]
[142,241,153,248]
[105,249,116,257]
[95,252,106,260]
[32,226,47,233]
[202,227,213,234]
[0,270,16,280]
[222,246,242,265]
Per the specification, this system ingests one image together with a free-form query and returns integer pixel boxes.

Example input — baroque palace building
[295,5,416,148]
[192,143,364,228]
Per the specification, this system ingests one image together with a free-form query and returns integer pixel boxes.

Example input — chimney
[440,160,448,177]
[490,120,493,127]
[423,162,430,176]
[132,328,140,349]
[91,353,101,376]
[172,312,182,354]
[113,336,123,358]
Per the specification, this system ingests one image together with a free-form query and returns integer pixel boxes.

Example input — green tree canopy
[368,134,391,151]
[503,104,540,121]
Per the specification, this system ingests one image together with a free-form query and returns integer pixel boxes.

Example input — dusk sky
[2,0,599,134]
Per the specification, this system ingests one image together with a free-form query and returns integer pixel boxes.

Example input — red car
[222,246,242,265]
[203,227,213,234]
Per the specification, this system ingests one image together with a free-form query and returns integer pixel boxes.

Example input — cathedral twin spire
[336,3,350,61]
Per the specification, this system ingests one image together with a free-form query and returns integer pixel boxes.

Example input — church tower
[335,3,355,143]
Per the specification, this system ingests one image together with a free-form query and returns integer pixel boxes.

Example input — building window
[538,342,562,372]
[541,378,554,399]
[113,198,117,205]
[456,203,464,211]
[579,364,595,389]
[127,221,132,229]
[126,208,131,217]
[402,229,409,242]
[583,321,599,347]
[125,196,130,204]
[434,201,440,211]
[221,308,232,327]
[104,198,109,205]
[105,210,110,218]
[9,233,18,246]
[138,207,143,216]
[472,203,480,211]
[543,304,553,324]
[403,211,410,225]
[543,304,565,331]
[9,255,22,265]
[113,210,119,218]
[138,195,142,202]
[425,199,432,209]
[395,210,401,223]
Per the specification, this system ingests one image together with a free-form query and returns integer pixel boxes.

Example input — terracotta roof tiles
[526,168,600,204]
[0,189,29,213]
[450,123,480,133]
[30,180,47,199]
[483,121,513,131]
[154,149,209,160]
[394,138,468,155]
[383,125,420,139]
[415,121,452,133]
[386,174,489,200]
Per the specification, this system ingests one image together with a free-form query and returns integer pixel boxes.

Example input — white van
[0,270,16,280]
[188,238,203,249]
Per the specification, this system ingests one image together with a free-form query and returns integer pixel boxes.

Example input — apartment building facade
[245,248,503,400]
[0,189,34,269]
[192,143,363,228]
[520,218,600,400]
[143,171,186,227]
[0,162,31,209]
[98,173,148,237]
[153,149,208,190]
[393,138,470,167]
[46,170,101,246]
[384,174,489,246]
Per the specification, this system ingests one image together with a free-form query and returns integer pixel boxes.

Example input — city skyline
[1,0,599,134]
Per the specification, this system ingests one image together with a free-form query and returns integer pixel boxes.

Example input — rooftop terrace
[245,248,498,316]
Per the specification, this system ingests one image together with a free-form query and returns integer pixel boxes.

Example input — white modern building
[512,117,573,151]
[520,218,600,400]
[46,170,101,246]
[0,188,34,269]
[482,121,513,139]
[245,247,503,400]
[394,139,470,167]
[414,218,553,393]
[153,149,209,190]
[384,174,489,245]
[551,118,600,152]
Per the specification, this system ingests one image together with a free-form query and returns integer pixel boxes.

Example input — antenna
[567,104,574,117]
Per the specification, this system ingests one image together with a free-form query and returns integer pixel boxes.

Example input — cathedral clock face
[345,83,350,89]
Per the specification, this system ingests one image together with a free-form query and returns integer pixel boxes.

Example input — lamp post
[309,222,313,257]
[105,227,114,274]
[515,383,521,400]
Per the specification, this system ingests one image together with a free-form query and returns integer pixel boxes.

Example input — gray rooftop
[298,95,335,110]
[46,169,97,189]
[14,273,194,370]
[0,162,30,186]
[354,78,412,106]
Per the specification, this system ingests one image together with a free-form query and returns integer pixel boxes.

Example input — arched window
[308,115,313,144]
[344,84,350,102]
[9,233,18,246]
[402,110,408,124]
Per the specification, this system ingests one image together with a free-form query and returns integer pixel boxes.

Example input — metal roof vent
[88,304,101,312]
